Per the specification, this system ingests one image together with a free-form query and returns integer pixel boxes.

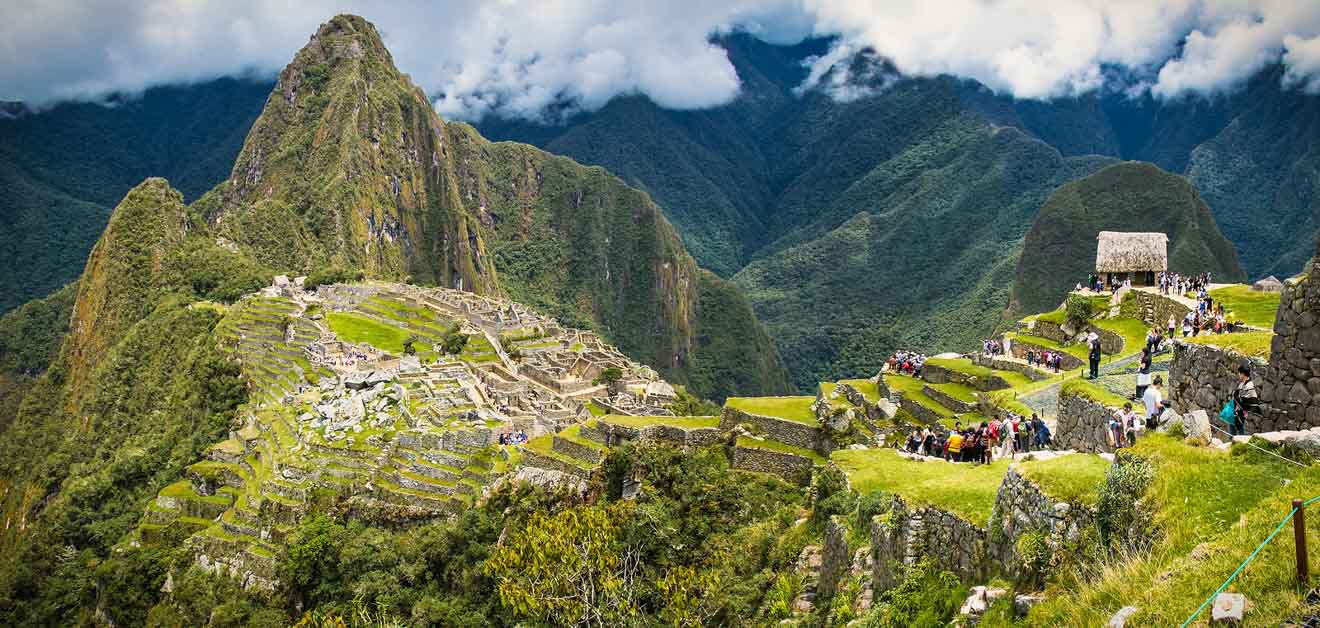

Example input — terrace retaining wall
[730,443,814,485]
[721,407,822,453]
[921,363,1012,392]
[589,420,724,450]
[971,354,1050,381]
[1129,289,1193,328]
[871,494,989,593]
[1054,391,1116,453]
[1007,340,1084,371]
[922,384,978,414]
[988,467,1096,579]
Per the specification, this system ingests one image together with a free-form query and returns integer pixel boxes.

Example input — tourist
[1135,350,1153,399]
[1051,352,1062,373]
[977,423,993,464]
[1121,402,1141,446]
[1088,332,1102,380]
[1167,315,1177,339]
[1108,409,1126,449]
[1031,414,1050,449]
[946,425,963,462]
[999,417,1016,459]
[1230,364,1259,436]
[1015,415,1030,453]
[1143,376,1164,428]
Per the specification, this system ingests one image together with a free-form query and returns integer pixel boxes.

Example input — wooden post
[1295,498,1309,584]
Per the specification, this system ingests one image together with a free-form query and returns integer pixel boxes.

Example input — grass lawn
[1210,285,1281,330]
[831,448,1010,524]
[327,311,424,356]
[1060,379,1144,415]
[926,357,993,379]
[1015,454,1110,506]
[735,436,825,465]
[556,424,608,451]
[1027,434,1316,626]
[602,415,720,429]
[1090,317,1151,359]
[1186,330,1274,359]
[524,434,595,470]
[725,396,818,425]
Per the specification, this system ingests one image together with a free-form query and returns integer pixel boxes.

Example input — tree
[441,329,468,355]
[594,367,624,387]
[402,335,419,356]
[485,505,641,626]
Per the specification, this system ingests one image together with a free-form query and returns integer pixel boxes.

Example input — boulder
[875,398,898,420]
[1183,409,1212,442]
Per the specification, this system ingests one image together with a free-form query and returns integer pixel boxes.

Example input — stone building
[1095,231,1167,286]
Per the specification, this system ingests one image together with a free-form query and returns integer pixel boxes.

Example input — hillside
[1010,162,1246,315]
[0,78,272,312]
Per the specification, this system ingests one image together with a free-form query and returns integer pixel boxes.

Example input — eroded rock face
[988,467,1097,578]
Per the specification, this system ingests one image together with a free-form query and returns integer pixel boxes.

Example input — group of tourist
[903,414,1052,463]
[886,350,927,376]
[1171,308,1239,338]
[1159,271,1212,296]
[981,339,1005,357]
[1082,274,1133,294]
[499,431,528,445]
[1024,349,1063,372]
[1108,401,1144,449]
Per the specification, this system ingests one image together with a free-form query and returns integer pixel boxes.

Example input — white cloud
[4,1,1320,119]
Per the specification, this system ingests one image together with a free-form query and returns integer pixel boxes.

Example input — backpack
[1220,400,1237,426]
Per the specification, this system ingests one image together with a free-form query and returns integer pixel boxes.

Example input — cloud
[4,1,1320,120]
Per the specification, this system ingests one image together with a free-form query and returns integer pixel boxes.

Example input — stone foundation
[1129,289,1193,328]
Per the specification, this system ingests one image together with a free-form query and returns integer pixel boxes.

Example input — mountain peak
[299,14,394,72]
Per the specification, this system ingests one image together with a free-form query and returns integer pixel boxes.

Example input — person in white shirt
[1142,376,1163,427]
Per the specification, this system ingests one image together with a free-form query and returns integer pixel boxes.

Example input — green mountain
[0,78,272,312]
[1010,162,1246,315]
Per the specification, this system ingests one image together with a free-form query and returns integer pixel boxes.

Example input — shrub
[1095,455,1156,552]
[1065,294,1096,328]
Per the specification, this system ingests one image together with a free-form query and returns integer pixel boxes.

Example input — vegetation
[725,396,818,425]
[601,415,720,430]
[1209,285,1281,330]
[735,436,826,465]
[1060,379,1145,415]
[1186,330,1274,359]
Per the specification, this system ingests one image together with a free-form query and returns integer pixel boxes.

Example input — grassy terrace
[1186,330,1274,359]
[1210,284,1281,330]
[735,436,825,465]
[557,424,608,451]
[885,375,953,418]
[930,381,978,403]
[1060,379,1145,415]
[1015,454,1110,506]
[600,415,720,429]
[1028,434,1317,625]
[839,378,881,401]
[327,311,424,356]
[524,434,595,470]
[724,396,818,425]
[831,448,1009,524]
[926,357,1035,389]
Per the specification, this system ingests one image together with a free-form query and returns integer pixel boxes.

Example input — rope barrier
[1207,424,1309,469]
[1180,493,1320,627]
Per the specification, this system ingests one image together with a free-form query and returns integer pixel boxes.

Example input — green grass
[601,415,719,429]
[585,401,607,417]
[735,436,825,465]
[925,357,993,379]
[1010,333,1088,361]
[1015,454,1111,506]
[557,424,608,451]
[1090,317,1150,359]
[1060,379,1145,415]
[930,382,979,403]
[1210,285,1281,330]
[524,434,596,470]
[831,448,1010,524]
[724,396,818,425]
[1186,330,1274,359]
[326,311,423,356]
[1027,433,1315,626]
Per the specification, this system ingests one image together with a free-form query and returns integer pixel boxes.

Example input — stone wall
[590,420,724,450]
[922,384,978,414]
[817,517,851,606]
[922,362,1011,392]
[1054,391,1116,453]
[1029,319,1123,355]
[552,436,606,464]
[1129,289,1193,328]
[898,396,947,429]
[721,407,822,453]
[870,494,989,593]
[1254,265,1320,431]
[1168,340,1270,430]
[1007,340,1084,371]
[988,467,1096,579]
[971,354,1050,381]
[730,443,814,485]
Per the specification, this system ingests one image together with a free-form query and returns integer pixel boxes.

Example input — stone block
[1211,592,1245,624]
[1291,383,1312,405]
[1108,606,1139,627]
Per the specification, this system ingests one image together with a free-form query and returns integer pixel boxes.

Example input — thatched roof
[1095,231,1168,273]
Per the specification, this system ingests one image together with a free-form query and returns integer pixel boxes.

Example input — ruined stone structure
[1054,390,1118,453]
[870,494,990,593]
[988,468,1096,579]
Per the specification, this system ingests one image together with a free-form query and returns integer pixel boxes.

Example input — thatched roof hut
[1095,231,1168,273]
